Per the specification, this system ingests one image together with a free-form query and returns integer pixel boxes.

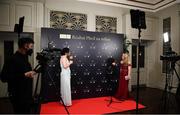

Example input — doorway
[131,39,148,87]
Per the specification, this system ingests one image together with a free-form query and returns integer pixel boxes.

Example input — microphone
[67,54,73,61]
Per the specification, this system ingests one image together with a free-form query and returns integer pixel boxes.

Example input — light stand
[14,16,24,39]
[136,27,141,113]
[130,9,146,114]
[160,54,180,112]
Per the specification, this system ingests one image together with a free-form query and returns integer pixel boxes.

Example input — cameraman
[0,37,36,113]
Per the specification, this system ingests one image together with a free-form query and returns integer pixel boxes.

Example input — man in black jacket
[0,37,36,114]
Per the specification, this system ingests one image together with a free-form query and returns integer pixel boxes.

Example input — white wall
[123,11,160,88]
[123,4,180,91]
[154,4,180,90]
[44,0,128,33]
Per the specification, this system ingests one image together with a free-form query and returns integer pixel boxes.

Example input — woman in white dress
[60,48,73,106]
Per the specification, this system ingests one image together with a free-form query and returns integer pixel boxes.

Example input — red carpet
[40,97,145,114]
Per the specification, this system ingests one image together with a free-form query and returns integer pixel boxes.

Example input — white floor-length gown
[60,56,72,106]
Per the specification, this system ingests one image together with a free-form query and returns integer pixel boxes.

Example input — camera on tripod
[160,51,180,62]
[35,48,61,73]
[36,50,52,64]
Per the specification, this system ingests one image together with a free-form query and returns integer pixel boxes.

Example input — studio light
[163,32,169,43]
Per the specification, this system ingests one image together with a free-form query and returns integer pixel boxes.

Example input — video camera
[35,48,61,73]
[160,51,180,62]
[36,50,51,64]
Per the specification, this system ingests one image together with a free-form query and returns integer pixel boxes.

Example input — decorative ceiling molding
[127,0,165,5]
[99,0,177,11]
[99,0,154,10]
[77,0,177,12]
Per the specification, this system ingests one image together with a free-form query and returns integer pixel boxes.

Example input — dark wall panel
[40,28,124,102]
[4,41,14,63]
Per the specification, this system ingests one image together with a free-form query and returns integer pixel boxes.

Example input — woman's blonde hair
[121,51,130,65]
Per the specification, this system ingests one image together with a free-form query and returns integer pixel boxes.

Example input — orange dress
[115,63,131,100]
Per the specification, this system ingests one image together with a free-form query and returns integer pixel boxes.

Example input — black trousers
[9,94,32,114]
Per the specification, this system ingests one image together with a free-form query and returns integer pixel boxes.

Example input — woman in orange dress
[115,51,131,100]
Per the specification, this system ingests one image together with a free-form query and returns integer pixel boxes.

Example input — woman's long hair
[121,50,130,65]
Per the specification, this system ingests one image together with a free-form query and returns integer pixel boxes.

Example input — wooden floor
[0,87,180,114]
[121,87,180,114]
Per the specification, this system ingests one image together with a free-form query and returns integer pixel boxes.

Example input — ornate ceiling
[77,0,178,12]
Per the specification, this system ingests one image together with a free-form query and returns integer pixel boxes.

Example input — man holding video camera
[0,37,36,114]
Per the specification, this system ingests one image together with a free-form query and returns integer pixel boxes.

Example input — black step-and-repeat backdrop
[40,28,124,102]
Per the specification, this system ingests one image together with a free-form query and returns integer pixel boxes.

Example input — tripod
[33,64,70,114]
[161,60,180,112]
[106,77,122,106]
[105,62,122,106]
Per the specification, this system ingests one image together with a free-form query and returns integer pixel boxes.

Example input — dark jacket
[0,51,33,100]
